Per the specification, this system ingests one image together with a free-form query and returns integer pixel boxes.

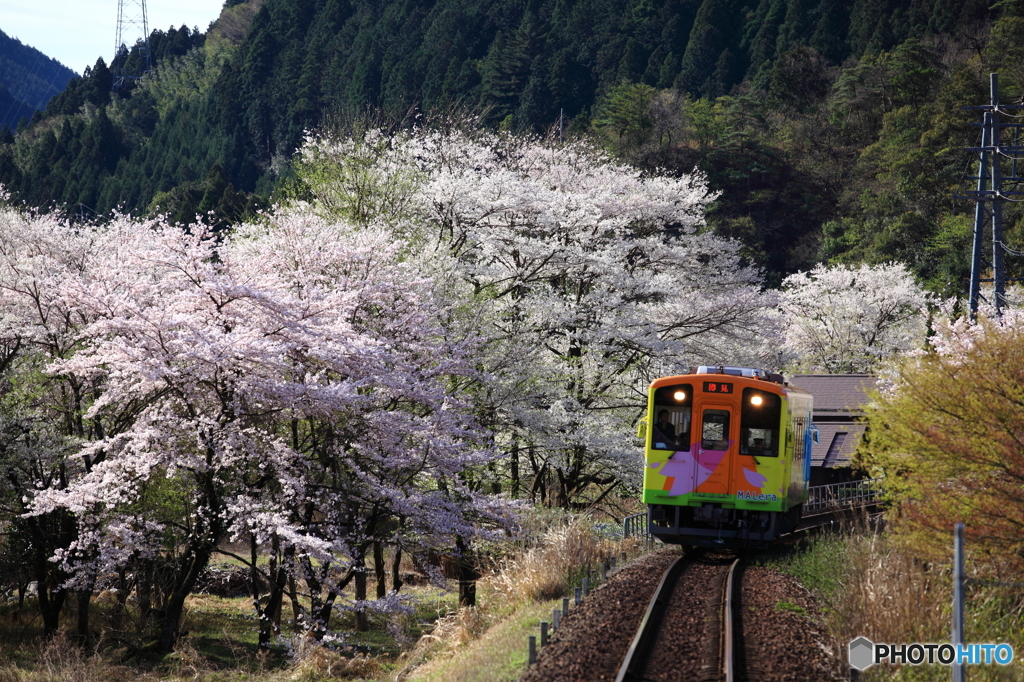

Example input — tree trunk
[373,541,386,598]
[76,588,93,648]
[459,576,476,607]
[510,442,520,497]
[156,544,213,653]
[268,543,293,640]
[311,590,338,639]
[25,511,73,638]
[455,537,478,607]
[114,567,130,632]
[300,558,348,639]
[391,544,403,594]
[287,575,301,630]
[254,534,291,650]
[138,558,153,622]
[37,575,66,637]
[489,461,501,495]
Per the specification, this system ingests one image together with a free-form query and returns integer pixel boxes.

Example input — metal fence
[803,477,882,515]
[623,511,649,539]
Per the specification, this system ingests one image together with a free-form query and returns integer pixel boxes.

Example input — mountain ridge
[0,28,77,131]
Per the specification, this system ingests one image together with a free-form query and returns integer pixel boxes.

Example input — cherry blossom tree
[2,122,787,651]
[779,262,931,373]
[31,212,508,650]
[295,127,779,509]
[0,205,142,640]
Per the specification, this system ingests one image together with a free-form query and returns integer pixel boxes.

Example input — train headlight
[674,390,686,401]
[750,395,763,406]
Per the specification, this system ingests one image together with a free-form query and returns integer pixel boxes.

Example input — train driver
[654,409,676,446]
[653,410,690,451]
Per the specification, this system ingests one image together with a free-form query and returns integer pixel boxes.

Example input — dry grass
[830,534,949,646]
[771,531,1024,682]
[0,633,381,682]
[484,515,638,604]
[287,634,381,681]
[414,607,490,650]
[0,635,135,682]
[394,515,647,681]
[400,600,558,682]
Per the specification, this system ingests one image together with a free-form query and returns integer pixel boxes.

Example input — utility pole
[952,523,965,682]
[113,0,151,91]
[962,73,1024,320]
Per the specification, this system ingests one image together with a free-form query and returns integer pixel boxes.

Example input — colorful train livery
[639,366,817,547]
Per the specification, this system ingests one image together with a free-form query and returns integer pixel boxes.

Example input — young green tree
[862,310,1024,568]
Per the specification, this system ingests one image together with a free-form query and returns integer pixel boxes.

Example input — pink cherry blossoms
[4,204,508,649]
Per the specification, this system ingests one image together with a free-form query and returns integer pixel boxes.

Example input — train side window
[701,409,730,450]
[740,388,781,457]
[652,383,692,451]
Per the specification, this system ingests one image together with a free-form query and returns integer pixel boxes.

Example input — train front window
[651,383,692,451]
[741,388,781,457]
[700,410,730,450]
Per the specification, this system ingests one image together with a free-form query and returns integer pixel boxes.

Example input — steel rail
[614,555,687,682]
[615,555,742,682]
[723,558,740,682]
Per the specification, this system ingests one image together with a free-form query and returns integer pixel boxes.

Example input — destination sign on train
[702,381,733,393]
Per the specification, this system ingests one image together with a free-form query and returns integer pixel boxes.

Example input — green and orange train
[639,366,818,547]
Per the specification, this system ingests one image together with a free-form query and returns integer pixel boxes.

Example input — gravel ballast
[736,565,846,681]
[519,549,681,682]
[642,556,734,681]
[520,549,845,682]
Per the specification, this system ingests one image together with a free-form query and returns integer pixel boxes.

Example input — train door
[695,404,734,494]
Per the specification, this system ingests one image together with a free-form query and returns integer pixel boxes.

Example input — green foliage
[828,39,943,145]
[593,82,658,152]
[985,16,1024,96]
[774,600,806,614]
[0,29,77,130]
[765,46,831,114]
[148,163,265,229]
[860,316,1024,569]
[143,48,222,119]
[677,0,745,97]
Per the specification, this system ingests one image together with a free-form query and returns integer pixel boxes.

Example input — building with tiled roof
[787,374,876,485]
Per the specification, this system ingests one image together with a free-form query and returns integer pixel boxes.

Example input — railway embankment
[520,548,843,682]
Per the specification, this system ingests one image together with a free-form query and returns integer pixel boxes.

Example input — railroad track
[616,552,742,682]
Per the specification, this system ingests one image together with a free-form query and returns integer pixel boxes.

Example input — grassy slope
[405,599,560,682]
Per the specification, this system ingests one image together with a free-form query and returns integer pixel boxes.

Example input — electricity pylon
[962,73,1024,319]
[112,0,151,91]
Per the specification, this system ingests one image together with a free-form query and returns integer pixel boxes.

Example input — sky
[1,0,224,75]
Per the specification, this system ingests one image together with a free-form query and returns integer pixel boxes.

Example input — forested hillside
[0,29,77,131]
[1,0,1023,289]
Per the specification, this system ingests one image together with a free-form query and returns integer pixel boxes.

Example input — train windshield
[741,388,781,457]
[700,409,730,450]
[651,383,692,451]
